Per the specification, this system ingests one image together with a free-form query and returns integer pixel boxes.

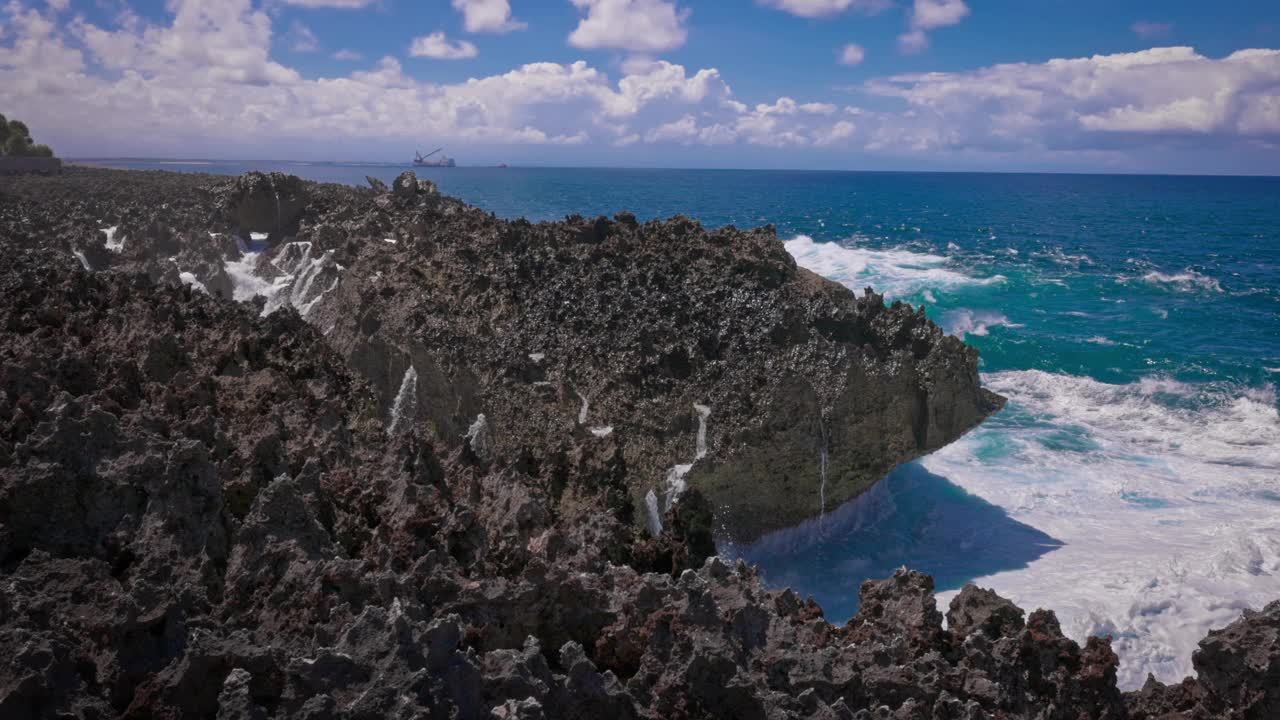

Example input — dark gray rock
[947,583,1025,640]
[0,167,1274,719]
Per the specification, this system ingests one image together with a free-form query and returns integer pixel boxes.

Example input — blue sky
[2,0,1279,173]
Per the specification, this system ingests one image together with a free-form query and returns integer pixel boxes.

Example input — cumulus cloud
[333,49,363,61]
[864,46,1280,149]
[1132,21,1173,39]
[2,1,1278,172]
[898,0,968,54]
[568,0,689,52]
[452,0,526,34]
[839,43,866,66]
[409,32,478,60]
[758,0,890,18]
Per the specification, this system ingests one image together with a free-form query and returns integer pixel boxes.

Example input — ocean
[88,159,1280,689]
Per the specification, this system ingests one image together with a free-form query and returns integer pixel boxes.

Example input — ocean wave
[941,308,1023,339]
[1032,247,1094,268]
[783,234,1004,299]
[1134,269,1223,293]
[924,370,1280,689]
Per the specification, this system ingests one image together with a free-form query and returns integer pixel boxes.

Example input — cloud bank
[1,1,1277,171]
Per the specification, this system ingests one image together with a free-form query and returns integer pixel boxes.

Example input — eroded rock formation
[1,167,1001,542]
[1,168,1275,718]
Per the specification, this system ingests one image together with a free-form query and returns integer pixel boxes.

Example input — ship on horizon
[413,148,456,167]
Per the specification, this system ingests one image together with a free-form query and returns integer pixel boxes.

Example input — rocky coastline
[0,167,1275,718]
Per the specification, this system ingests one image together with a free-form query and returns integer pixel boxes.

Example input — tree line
[0,114,55,158]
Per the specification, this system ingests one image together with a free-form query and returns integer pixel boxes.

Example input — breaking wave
[925,371,1280,689]
[783,235,1004,299]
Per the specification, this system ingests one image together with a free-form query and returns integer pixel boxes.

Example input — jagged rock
[0,167,1274,719]
[947,583,1025,640]
[392,170,422,199]
[222,171,308,237]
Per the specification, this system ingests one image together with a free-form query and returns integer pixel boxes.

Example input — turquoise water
[93,160,1280,687]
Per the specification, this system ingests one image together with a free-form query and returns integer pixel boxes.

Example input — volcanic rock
[0,168,1276,717]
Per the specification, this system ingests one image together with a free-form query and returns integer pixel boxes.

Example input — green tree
[0,116,54,158]
[4,134,30,157]
[8,120,30,141]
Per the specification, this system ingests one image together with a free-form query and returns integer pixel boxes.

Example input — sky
[1,0,1279,173]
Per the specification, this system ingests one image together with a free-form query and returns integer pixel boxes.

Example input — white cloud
[758,0,889,18]
[409,31,478,60]
[898,0,968,54]
[452,0,525,34]
[287,21,319,53]
[897,29,927,54]
[1132,21,1173,39]
[813,119,855,146]
[839,43,865,66]
[45,0,69,11]
[864,47,1280,152]
[2,2,1278,172]
[333,49,363,61]
[910,0,969,30]
[568,0,689,53]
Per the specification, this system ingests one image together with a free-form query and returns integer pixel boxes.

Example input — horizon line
[66,157,1280,180]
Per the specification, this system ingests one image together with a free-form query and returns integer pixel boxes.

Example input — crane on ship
[413,147,456,168]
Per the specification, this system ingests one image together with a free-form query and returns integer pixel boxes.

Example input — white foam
[1084,336,1117,346]
[576,391,589,425]
[925,370,1280,689]
[386,366,418,436]
[784,235,1003,299]
[941,309,1023,339]
[693,403,711,460]
[528,352,545,363]
[644,489,663,536]
[589,425,613,438]
[72,250,91,271]
[224,239,342,317]
[1136,269,1222,293]
[465,413,491,458]
[178,271,208,294]
[101,226,124,253]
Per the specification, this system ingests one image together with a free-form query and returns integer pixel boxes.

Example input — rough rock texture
[2,167,1002,541]
[1,168,1275,718]
[1125,600,1280,719]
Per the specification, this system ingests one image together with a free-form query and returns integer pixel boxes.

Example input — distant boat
[414,147,456,167]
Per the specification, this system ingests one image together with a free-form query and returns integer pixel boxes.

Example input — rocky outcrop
[1125,600,1280,719]
[222,171,309,239]
[0,167,1001,542]
[0,170,1277,717]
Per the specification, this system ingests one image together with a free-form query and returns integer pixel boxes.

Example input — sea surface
[89,159,1280,689]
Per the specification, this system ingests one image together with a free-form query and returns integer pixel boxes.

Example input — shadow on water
[720,461,1063,624]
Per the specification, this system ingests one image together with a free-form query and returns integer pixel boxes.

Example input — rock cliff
[1,167,1001,541]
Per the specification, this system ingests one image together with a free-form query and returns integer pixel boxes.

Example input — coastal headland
[0,167,1275,718]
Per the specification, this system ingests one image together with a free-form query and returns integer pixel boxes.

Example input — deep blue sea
[89,159,1280,688]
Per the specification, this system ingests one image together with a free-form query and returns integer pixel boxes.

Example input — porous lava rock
[2,168,1277,718]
